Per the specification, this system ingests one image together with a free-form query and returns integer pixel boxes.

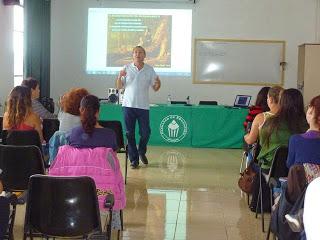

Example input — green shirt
[258,123,291,170]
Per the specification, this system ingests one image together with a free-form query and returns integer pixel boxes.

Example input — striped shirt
[32,99,55,119]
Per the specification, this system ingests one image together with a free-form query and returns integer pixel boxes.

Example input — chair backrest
[199,101,218,105]
[42,118,60,143]
[268,146,289,180]
[2,130,42,153]
[0,144,45,191]
[24,175,101,238]
[98,120,125,150]
[49,145,126,210]
[171,101,187,104]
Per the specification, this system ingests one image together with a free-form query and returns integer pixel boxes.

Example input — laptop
[234,95,251,108]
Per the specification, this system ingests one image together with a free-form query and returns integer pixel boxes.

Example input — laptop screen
[234,95,251,108]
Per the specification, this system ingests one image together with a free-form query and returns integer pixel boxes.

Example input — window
[13,0,24,86]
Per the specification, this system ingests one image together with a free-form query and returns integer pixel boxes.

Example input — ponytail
[80,95,100,135]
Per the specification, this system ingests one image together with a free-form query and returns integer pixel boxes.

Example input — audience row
[242,85,320,239]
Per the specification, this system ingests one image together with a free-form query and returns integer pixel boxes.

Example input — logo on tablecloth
[159,115,188,142]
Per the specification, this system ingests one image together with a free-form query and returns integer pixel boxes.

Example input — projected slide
[107,15,172,68]
[86,8,192,76]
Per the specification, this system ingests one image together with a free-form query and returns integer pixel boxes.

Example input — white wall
[50,0,317,105]
[0,4,14,114]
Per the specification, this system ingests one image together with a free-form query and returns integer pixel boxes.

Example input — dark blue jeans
[123,107,151,164]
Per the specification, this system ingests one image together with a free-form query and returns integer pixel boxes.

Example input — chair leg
[120,209,124,231]
[270,188,273,213]
[259,169,265,232]
[266,220,271,240]
[247,193,250,206]
[107,209,113,240]
[266,186,274,240]
[9,204,17,240]
[240,151,246,173]
[255,185,261,219]
[125,150,128,184]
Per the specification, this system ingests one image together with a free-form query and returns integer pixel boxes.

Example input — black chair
[0,144,45,239]
[23,175,104,239]
[199,100,218,105]
[98,120,129,184]
[42,118,60,143]
[1,130,48,167]
[0,193,17,240]
[256,146,289,232]
[171,101,187,104]
[2,130,42,152]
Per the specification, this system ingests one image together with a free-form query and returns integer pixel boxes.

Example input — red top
[243,105,263,131]
[12,123,34,131]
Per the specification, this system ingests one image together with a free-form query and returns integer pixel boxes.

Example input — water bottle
[186,96,190,105]
[167,94,171,106]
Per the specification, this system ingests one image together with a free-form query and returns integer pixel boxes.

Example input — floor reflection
[147,189,187,239]
[13,146,269,239]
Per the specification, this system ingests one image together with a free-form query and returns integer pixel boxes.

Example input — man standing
[116,46,161,169]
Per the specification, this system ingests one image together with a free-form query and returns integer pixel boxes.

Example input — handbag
[238,163,257,193]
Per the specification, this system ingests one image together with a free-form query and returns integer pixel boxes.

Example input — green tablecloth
[99,103,248,148]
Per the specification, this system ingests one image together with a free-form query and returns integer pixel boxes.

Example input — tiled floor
[13,146,269,239]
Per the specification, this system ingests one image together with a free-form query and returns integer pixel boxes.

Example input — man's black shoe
[139,154,149,165]
[130,162,139,169]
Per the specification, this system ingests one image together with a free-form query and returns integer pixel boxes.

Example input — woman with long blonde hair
[3,86,44,142]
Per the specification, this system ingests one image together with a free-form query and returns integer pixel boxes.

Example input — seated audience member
[21,78,55,119]
[244,86,283,145]
[303,176,320,240]
[257,88,307,172]
[69,95,118,151]
[243,86,270,131]
[249,89,307,212]
[54,95,122,230]
[49,88,89,162]
[286,95,320,168]
[287,95,320,168]
[3,86,44,143]
[58,88,89,132]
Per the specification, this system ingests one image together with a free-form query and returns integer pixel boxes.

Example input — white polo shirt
[121,63,157,110]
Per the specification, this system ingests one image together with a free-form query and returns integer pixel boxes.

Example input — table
[99,103,248,148]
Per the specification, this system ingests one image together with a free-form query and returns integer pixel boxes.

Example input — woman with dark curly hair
[3,86,44,142]
[58,88,89,132]
[68,95,118,151]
